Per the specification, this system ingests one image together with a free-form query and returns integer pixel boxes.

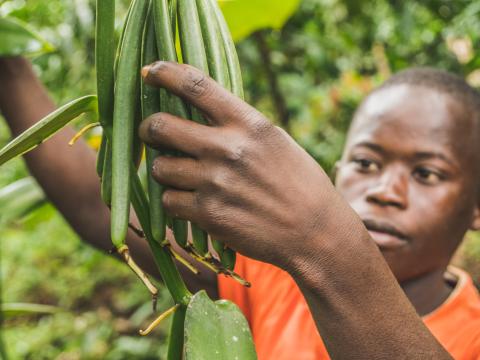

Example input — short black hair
[376,67,480,124]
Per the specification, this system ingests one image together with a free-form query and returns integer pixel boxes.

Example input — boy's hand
[140,61,353,270]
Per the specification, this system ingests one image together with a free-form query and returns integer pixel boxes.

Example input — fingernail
[141,65,151,78]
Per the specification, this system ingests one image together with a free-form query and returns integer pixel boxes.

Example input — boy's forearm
[288,204,451,359]
[0,57,53,135]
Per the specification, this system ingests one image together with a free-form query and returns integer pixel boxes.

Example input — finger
[140,112,225,157]
[152,156,204,191]
[163,189,199,223]
[141,61,263,127]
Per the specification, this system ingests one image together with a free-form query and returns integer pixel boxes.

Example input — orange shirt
[218,255,480,360]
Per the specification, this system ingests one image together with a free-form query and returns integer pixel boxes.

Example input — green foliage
[184,291,257,360]
[1,0,480,357]
[0,17,54,57]
[237,0,480,171]
[0,0,130,104]
[1,204,174,359]
[0,181,46,232]
[2,303,60,319]
[220,0,302,41]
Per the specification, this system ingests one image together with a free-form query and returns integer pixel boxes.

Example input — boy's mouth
[362,219,410,250]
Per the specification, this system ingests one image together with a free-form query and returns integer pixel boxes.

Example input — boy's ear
[469,202,480,231]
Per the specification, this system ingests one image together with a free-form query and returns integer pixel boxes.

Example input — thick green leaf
[184,291,257,360]
[0,17,54,57]
[0,95,97,166]
[0,177,46,225]
[1,303,60,319]
[219,0,301,41]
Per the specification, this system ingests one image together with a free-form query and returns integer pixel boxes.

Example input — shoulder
[424,267,480,358]
[462,320,480,359]
[447,266,480,310]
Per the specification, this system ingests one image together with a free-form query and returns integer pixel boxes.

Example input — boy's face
[335,84,480,283]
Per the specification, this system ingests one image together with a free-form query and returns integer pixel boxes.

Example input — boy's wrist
[286,197,373,291]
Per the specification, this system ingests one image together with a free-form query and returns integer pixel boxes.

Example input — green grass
[0,165,173,358]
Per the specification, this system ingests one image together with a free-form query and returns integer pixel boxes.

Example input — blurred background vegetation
[1,0,479,358]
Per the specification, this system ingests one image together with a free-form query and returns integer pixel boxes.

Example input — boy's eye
[352,158,380,173]
[413,167,443,185]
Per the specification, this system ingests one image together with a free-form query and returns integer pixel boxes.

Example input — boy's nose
[365,168,408,210]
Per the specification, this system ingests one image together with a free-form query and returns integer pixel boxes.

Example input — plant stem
[139,304,180,336]
[118,245,159,305]
[68,122,100,146]
[167,304,186,360]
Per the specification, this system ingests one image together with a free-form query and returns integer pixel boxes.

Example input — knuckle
[224,143,245,163]
[162,190,174,211]
[181,65,212,98]
[208,169,230,191]
[274,125,289,137]
[145,113,168,141]
[200,196,221,217]
[195,193,231,232]
[248,116,274,139]
[233,104,272,136]
[151,157,166,180]
[221,136,249,163]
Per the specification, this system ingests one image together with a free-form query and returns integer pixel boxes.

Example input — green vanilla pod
[142,3,167,244]
[111,0,149,248]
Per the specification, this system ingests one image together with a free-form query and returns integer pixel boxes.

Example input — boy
[1,57,479,358]
[139,62,480,359]
[213,67,480,359]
